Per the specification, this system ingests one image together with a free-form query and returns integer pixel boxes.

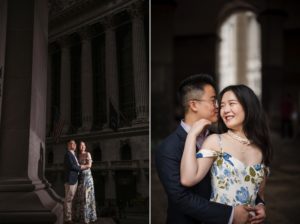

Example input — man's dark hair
[68,139,76,144]
[177,74,216,113]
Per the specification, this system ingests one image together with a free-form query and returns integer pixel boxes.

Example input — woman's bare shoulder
[202,134,221,152]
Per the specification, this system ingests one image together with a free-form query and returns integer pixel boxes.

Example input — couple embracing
[64,139,97,224]
[156,74,272,224]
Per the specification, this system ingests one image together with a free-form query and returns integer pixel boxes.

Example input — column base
[0,179,63,224]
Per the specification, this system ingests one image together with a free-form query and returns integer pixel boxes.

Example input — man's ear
[188,100,198,112]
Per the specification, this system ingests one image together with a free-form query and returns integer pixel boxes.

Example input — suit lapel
[175,125,187,152]
[176,125,199,153]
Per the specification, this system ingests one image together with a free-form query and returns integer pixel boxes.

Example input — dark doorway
[115,170,136,207]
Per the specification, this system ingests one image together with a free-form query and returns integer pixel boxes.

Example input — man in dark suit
[64,139,84,223]
[155,74,265,224]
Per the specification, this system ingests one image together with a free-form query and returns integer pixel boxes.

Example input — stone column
[258,6,287,129]
[58,36,72,134]
[78,27,93,132]
[152,2,176,141]
[129,1,148,123]
[46,46,53,136]
[0,0,7,125]
[105,169,116,205]
[236,13,248,85]
[0,0,63,223]
[103,16,119,128]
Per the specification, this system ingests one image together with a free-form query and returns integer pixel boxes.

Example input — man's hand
[233,205,255,224]
[248,204,266,224]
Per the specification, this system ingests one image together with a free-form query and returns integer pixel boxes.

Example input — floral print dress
[196,135,268,206]
[74,152,97,223]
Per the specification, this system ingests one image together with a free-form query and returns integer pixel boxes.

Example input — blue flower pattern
[196,148,267,206]
[235,187,250,204]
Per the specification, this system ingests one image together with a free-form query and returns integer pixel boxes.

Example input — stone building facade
[46,0,149,214]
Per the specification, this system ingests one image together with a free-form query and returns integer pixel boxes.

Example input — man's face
[68,141,76,151]
[194,84,218,122]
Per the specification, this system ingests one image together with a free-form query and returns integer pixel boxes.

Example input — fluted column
[103,16,119,128]
[46,46,53,136]
[58,36,71,133]
[105,169,116,205]
[258,6,286,121]
[0,0,7,125]
[129,1,148,123]
[78,27,93,131]
[0,0,62,222]
[236,13,248,85]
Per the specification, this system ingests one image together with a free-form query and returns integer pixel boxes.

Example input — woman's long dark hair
[218,85,272,166]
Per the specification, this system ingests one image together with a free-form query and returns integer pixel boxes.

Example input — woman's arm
[80,153,93,169]
[249,175,268,223]
[258,175,267,201]
[180,119,216,187]
[85,152,92,168]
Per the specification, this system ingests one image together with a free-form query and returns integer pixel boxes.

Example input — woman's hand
[189,119,212,137]
[249,204,266,224]
[80,165,87,170]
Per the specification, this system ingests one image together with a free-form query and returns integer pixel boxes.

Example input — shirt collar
[181,120,210,149]
[180,120,191,133]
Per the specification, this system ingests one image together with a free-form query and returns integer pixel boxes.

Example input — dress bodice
[196,137,268,206]
[78,153,91,165]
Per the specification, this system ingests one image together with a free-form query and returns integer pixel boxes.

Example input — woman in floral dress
[181,85,272,222]
[74,141,97,223]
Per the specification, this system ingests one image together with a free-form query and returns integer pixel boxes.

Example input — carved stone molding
[101,15,115,30]
[57,35,73,47]
[49,0,94,18]
[77,26,93,40]
[128,0,144,20]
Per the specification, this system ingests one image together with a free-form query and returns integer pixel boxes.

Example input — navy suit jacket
[64,150,81,185]
[155,125,232,224]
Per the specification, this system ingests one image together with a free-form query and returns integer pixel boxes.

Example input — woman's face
[220,90,245,131]
[80,142,86,152]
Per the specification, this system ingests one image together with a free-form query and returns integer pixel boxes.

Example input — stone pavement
[264,133,300,223]
[73,218,116,224]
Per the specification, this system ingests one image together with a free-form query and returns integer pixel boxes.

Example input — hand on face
[189,119,212,137]
[190,84,218,123]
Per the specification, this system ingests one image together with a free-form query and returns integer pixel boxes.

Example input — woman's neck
[230,129,246,138]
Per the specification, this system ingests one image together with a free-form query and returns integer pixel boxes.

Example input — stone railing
[46,159,149,171]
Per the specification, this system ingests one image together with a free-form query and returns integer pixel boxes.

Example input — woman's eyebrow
[220,99,238,104]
